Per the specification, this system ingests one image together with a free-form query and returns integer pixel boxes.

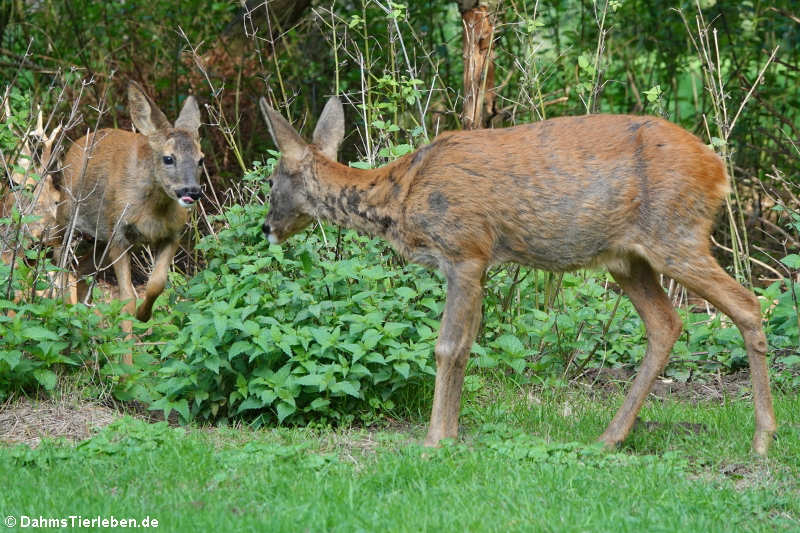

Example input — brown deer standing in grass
[258,96,776,455]
[57,82,203,363]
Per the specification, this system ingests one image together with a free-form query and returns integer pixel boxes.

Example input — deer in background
[1,103,72,309]
[258,96,776,455]
[1,104,63,264]
[57,82,203,364]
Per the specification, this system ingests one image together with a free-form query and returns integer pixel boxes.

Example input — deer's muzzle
[175,186,201,207]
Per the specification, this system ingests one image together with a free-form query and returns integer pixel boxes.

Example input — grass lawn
[2,381,798,532]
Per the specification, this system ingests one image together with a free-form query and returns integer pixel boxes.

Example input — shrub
[150,194,443,425]
[0,258,133,400]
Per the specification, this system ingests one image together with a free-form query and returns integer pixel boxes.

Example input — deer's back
[402,115,728,272]
[59,129,138,242]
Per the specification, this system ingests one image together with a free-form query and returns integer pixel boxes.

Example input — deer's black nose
[176,186,201,201]
[262,223,271,236]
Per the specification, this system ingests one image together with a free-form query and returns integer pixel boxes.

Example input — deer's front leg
[425,260,486,447]
[109,243,135,366]
[136,239,179,322]
[109,244,136,318]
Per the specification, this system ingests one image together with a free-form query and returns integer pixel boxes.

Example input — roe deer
[258,96,776,455]
[57,82,203,363]
[1,107,73,308]
[1,107,62,262]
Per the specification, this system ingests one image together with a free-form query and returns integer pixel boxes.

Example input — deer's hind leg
[664,256,776,455]
[600,256,683,448]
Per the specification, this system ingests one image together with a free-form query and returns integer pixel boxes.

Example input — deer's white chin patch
[267,234,280,245]
[178,197,195,208]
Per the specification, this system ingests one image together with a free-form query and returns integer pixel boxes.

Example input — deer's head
[128,82,204,207]
[258,96,344,244]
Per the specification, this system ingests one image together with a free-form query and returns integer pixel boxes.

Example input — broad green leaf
[781,355,800,367]
[330,380,360,398]
[259,390,277,405]
[229,340,253,359]
[383,322,409,338]
[236,396,264,414]
[0,350,22,369]
[204,357,221,374]
[22,326,60,342]
[276,401,296,423]
[395,286,417,300]
[393,362,410,379]
[308,398,330,410]
[780,254,800,269]
[493,334,526,357]
[365,353,386,364]
[33,368,57,390]
[236,373,248,398]
[242,320,260,337]
[310,327,336,348]
[361,329,382,350]
[295,374,325,387]
[507,357,527,374]
[340,343,366,360]
[213,315,228,340]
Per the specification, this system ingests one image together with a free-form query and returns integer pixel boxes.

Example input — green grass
[2,384,799,532]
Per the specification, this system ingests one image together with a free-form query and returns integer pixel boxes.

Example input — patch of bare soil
[575,367,756,403]
[0,397,120,448]
[687,458,796,496]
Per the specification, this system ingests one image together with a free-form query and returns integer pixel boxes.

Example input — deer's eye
[163,155,175,165]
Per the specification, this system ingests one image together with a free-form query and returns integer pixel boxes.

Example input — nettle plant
[0,258,134,400]
[151,169,443,424]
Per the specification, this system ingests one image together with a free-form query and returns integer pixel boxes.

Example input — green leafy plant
[0,259,134,401]
[148,182,442,424]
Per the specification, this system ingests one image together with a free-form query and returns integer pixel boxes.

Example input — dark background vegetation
[4,1,798,200]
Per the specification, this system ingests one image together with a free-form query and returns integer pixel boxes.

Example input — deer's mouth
[262,222,283,245]
[262,215,313,246]
[174,186,201,207]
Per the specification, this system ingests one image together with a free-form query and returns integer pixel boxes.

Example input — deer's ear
[312,96,344,161]
[174,95,201,136]
[128,82,170,137]
[259,97,308,170]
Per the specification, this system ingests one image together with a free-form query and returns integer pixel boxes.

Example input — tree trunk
[459,0,498,130]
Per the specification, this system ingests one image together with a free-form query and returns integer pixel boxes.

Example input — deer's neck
[307,154,411,241]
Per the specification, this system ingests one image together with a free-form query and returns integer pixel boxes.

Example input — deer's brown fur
[56,82,203,363]
[259,96,776,455]
[1,108,62,262]
[0,108,71,310]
